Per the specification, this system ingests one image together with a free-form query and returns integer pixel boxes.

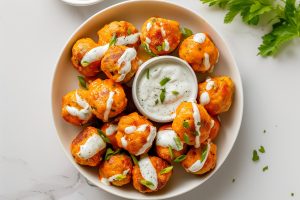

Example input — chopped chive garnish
[173,137,183,150]
[140,179,154,189]
[174,155,187,162]
[183,133,190,144]
[172,90,179,95]
[156,45,162,52]
[115,174,126,181]
[168,145,174,160]
[146,68,150,79]
[127,28,132,35]
[259,146,265,153]
[160,77,171,86]
[81,60,90,67]
[252,150,259,161]
[97,129,110,143]
[141,43,156,57]
[77,76,87,90]
[130,154,139,166]
[262,165,268,172]
[180,27,193,39]
[201,144,208,162]
[162,41,166,51]
[160,166,173,175]
[104,148,121,160]
[160,88,166,103]
[109,34,117,47]
[183,120,189,128]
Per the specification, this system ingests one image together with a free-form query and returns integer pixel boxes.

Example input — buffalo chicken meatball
[181,142,217,175]
[155,124,187,162]
[87,79,127,122]
[198,76,234,115]
[70,126,106,166]
[172,102,213,148]
[99,154,133,186]
[97,21,140,49]
[61,89,93,126]
[209,116,221,140]
[115,112,157,156]
[179,33,219,73]
[100,122,119,149]
[132,156,172,193]
[140,17,181,55]
[101,46,139,83]
[71,38,105,77]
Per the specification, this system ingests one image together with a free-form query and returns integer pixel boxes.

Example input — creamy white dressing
[115,33,140,46]
[121,136,128,148]
[106,124,118,136]
[187,143,211,173]
[203,53,211,70]
[77,134,106,159]
[200,91,210,105]
[137,62,197,122]
[160,22,166,37]
[209,119,215,132]
[146,22,152,31]
[192,102,201,148]
[100,168,130,186]
[163,39,170,51]
[103,91,115,122]
[81,44,109,67]
[135,126,157,156]
[156,129,183,151]
[136,124,148,132]
[116,48,137,82]
[100,177,110,186]
[193,33,206,44]
[206,78,215,91]
[66,91,92,120]
[125,126,137,134]
[138,156,158,190]
[145,37,151,44]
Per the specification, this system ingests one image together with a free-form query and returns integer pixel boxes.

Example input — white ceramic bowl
[51,0,243,199]
[132,56,198,123]
[61,0,105,6]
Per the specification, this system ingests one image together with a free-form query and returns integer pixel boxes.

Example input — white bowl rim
[61,0,105,6]
[51,0,244,199]
[132,55,198,123]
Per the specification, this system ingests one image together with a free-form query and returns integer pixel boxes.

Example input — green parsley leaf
[160,88,166,103]
[130,154,139,166]
[140,179,154,189]
[160,77,171,86]
[201,0,229,8]
[262,165,268,172]
[97,129,111,143]
[168,145,174,160]
[77,76,87,90]
[160,166,173,175]
[109,34,117,47]
[172,90,179,95]
[201,144,209,162]
[252,149,259,161]
[184,133,190,144]
[173,155,187,162]
[146,68,150,79]
[180,27,194,39]
[141,43,156,57]
[259,145,265,153]
[173,137,183,150]
[183,120,190,128]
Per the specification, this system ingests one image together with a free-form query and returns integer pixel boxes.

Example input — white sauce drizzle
[106,124,118,136]
[145,37,151,44]
[66,91,92,120]
[203,53,211,70]
[192,102,201,148]
[138,156,158,190]
[187,143,211,173]
[200,91,210,105]
[100,169,130,186]
[193,33,206,44]
[125,126,137,134]
[135,126,157,156]
[156,129,183,151]
[77,134,106,159]
[115,33,141,46]
[160,22,166,37]
[205,79,215,91]
[103,91,115,122]
[136,124,148,132]
[116,48,137,82]
[146,22,152,31]
[163,39,170,51]
[80,44,109,67]
[121,136,128,148]
[100,177,110,186]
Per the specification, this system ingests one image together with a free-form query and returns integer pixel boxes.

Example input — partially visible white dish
[61,0,105,6]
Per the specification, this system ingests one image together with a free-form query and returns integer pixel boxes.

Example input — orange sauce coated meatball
[87,79,127,122]
[70,126,106,166]
[115,112,156,156]
[132,156,172,193]
[100,122,119,149]
[181,142,217,175]
[61,89,93,126]
[198,76,234,115]
[101,46,139,83]
[141,17,181,55]
[99,154,133,186]
[209,116,221,140]
[179,33,219,73]
[172,102,213,147]
[71,38,101,77]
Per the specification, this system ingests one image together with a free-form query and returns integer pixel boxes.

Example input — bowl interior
[52,1,243,199]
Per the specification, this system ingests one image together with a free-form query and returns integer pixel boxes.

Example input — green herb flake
[97,129,111,143]
[127,28,132,35]
[259,146,265,153]
[262,165,268,172]
[263,130,266,133]
[141,43,156,57]
[81,60,90,67]
[172,90,179,95]
[77,76,87,90]
[168,145,174,160]
[146,68,150,79]
[173,137,183,150]
[156,45,162,52]
[161,41,166,51]
[183,120,189,128]
[109,34,117,47]
[160,88,166,103]
[160,77,171,86]
[201,144,208,162]
[180,27,193,39]
[115,174,126,181]
[174,155,187,162]
[160,166,173,175]
[104,148,121,161]
[184,133,190,144]
[130,154,139,166]
[252,150,259,162]
[140,179,154,189]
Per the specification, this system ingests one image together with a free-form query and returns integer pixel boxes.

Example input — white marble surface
[0,0,300,199]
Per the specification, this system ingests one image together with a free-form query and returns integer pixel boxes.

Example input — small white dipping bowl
[132,56,198,123]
